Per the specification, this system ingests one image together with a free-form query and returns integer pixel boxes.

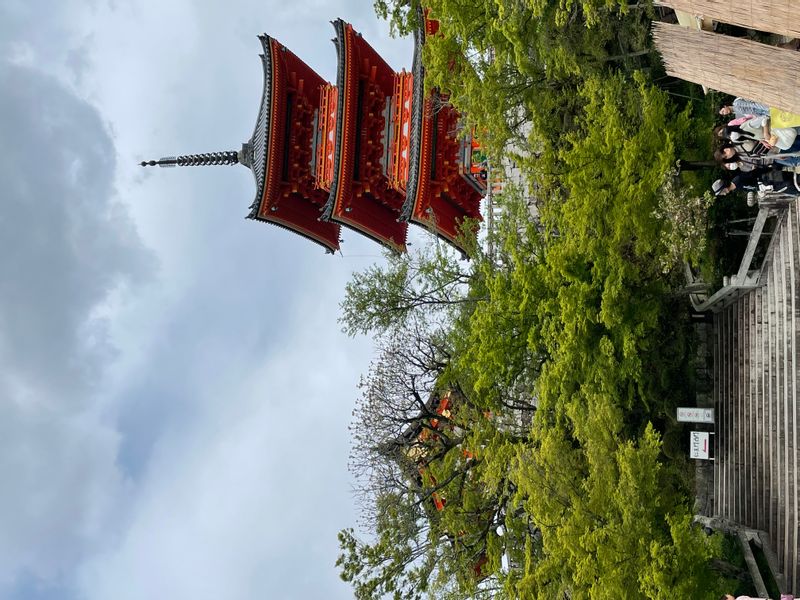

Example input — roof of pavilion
[401,14,483,255]
[320,19,408,252]
[244,34,341,253]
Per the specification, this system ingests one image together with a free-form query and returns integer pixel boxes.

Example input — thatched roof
[653,22,800,115]
[657,0,800,39]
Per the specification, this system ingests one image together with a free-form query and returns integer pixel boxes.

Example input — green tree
[452,186,545,415]
[376,0,652,159]
[341,309,535,598]
[441,75,724,597]
[337,492,444,600]
[339,4,729,600]
[339,241,474,337]
[513,420,725,599]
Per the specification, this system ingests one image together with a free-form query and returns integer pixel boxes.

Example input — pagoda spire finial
[140,150,241,168]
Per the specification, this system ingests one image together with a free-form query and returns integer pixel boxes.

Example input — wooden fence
[656,0,800,39]
[653,22,800,115]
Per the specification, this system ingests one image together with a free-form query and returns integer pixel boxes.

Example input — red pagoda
[244,35,341,253]
[401,14,485,251]
[141,17,486,255]
[320,20,409,252]
[141,34,341,253]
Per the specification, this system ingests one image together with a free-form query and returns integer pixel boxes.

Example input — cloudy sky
[1,1,413,598]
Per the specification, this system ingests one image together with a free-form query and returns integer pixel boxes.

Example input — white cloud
[0,60,149,592]
[1,0,418,597]
[80,279,372,600]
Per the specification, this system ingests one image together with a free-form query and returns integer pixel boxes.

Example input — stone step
[747,290,756,526]
[727,301,735,522]
[770,243,780,558]
[748,288,757,528]
[780,213,793,579]
[787,203,798,592]
[724,302,732,520]
[756,286,766,532]
[743,292,751,524]
[776,222,786,572]
[731,299,737,523]
[731,298,746,523]
[712,202,800,594]
[714,301,722,515]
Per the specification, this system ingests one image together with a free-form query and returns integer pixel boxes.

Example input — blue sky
[1,1,413,598]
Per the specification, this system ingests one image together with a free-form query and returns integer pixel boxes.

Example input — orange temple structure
[402,17,485,250]
[321,20,409,252]
[245,35,341,253]
[141,18,485,255]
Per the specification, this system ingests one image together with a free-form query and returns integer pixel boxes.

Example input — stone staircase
[713,199,799,594]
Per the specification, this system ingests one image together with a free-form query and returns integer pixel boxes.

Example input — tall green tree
[339,241,474,337]
[376,0,652,158]
[341,304,535,597]
[338,4,729,600]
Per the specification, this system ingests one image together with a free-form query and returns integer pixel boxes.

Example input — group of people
[711,97,800,200]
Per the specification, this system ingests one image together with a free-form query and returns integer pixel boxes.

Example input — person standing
[719,98,771,119]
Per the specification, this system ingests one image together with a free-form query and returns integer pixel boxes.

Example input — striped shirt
[732,98,770,118]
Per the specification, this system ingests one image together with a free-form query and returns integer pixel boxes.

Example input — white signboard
[677,407,714,424]
[690,431,711,460]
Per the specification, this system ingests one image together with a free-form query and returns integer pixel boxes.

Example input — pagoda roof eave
[247,213,340,253]
[401,15,428,222]
[332,214,406,253]
[321,18,408,252]
[245,34,276,218]
[321,19,349,221]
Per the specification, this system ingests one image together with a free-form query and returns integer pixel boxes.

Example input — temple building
[246,35,342,253]
[403,15,485,250]
[320,20,410,252]
[142,17,486,255]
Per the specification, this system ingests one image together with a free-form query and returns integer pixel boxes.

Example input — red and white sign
[690,431,711,460]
